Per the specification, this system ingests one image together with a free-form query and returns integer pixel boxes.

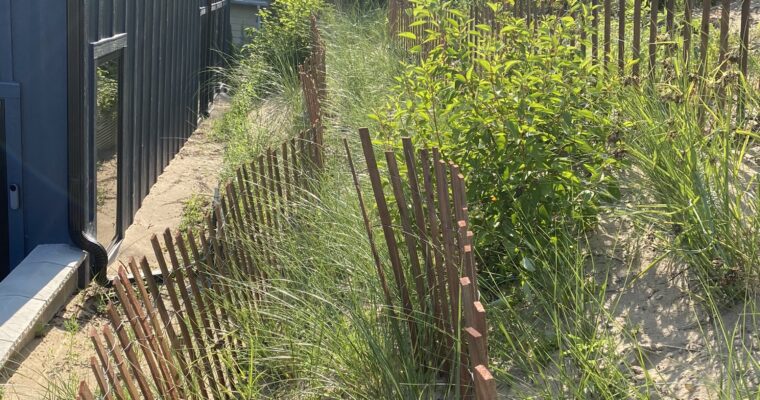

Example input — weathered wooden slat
[434,153,460,337]
[460,277,476,331]
[649,0,659,74]
[128,258,183,399]
[90,355,114,400]
[290,138,300,192]
[718,0,730,73]
[604,0,611,66]
[236,167,255,233]
[282,141,292,208]
[136,256,187,377]
[77,381,96,400]
[151,233,208,396]
[740,0,750,78]
[196,228,234,353]
[258,155,275,244]
[90,328,127,400]
[212,207,243,348]
[699,0,710,79]
[111,272,173,399]
[617,0,625,75]
[343,139,396,317]
[386,151,427,314]
[683,0,692,64]
[101,325,142,400]
[632,0,642,77]
[249,160,274,269]
[592,0,599,61]
[666,0,674,37]
[420,148,450,333]
[358,128,417,346]
[176,231,227,396]
[473,365,497,400]
[402,138,437,317]
[473,300,488,348]
[105,303,155,400]
[168,230,219,399]
[220,196,248,286]
[272,149,286,225]
[225,183,253,279]
[188,228,230,354]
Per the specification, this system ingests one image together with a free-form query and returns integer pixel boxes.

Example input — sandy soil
[112,97,229,274]
[0,98,229,399]
[594,209,760,399]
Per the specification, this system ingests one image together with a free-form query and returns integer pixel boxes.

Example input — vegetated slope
[374,0,760,398]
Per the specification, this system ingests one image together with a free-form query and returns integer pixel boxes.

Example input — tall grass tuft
[622,76,760,305]
[196,4,454,398]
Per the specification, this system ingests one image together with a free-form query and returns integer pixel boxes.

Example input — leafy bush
[375,0,619,280]
[243,0,325,74]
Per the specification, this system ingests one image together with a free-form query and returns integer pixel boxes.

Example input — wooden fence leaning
[300,14,327,170]
[76,125,324,399]
[77,11,495,399]
[76,16,327,399]
[345,130,497,399]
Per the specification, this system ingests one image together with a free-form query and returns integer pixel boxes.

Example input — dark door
[0,100,8,278]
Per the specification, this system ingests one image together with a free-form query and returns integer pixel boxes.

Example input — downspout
[67,0,108,284]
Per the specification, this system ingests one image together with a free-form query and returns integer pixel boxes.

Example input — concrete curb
[0,245,88,370]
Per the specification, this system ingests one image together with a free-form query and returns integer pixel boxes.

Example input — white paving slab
[0,245,87,369]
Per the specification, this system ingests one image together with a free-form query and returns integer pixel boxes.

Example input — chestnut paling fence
[390,0,758,118]
[346,130,497,399]
[76,15,496,400]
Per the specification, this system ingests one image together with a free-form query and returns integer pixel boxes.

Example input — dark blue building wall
[11,1,72,253]
[0,0,230,276]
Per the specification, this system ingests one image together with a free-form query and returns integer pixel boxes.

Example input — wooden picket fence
[77,12,497,400]
[345,130,496,399]
[76,124,324,399]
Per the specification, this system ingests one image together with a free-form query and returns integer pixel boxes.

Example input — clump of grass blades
[195,5,453,399]
[203,156,453,398]
[622,75,760,305]
[487,215,655,398]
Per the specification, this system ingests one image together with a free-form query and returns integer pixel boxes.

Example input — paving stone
[0,245,86,371]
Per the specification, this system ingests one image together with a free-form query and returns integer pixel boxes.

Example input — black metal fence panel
[73,0,230,241]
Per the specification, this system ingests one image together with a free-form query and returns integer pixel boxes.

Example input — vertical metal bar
[122,0,135,225]
[156,0,168,173]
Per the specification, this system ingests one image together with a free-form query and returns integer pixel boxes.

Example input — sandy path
[112,98,229,274]
[0,98,229,399]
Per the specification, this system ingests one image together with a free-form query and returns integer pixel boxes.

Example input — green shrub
[375,0,619,281]
[243,0,326,75]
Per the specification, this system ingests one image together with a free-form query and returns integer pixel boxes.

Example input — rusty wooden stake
[386,151,427,314]
[358,128,417,347]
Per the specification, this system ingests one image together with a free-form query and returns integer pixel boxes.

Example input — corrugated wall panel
[79,0,229,235]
